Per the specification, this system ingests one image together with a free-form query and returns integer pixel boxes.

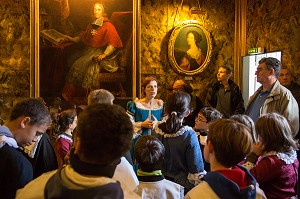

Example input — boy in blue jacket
[185,119,266,199]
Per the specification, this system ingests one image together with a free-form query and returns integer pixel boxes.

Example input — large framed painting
[31,0,138,106]
[168,20,212,76]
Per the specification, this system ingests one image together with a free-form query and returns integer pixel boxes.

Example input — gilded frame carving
[31,0,139,100]
[168,20,212,75]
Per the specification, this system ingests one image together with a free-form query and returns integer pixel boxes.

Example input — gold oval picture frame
[168,20,212,75]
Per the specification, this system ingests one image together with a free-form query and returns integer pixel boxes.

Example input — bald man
[278,68,300,103]
[172,79,204,127]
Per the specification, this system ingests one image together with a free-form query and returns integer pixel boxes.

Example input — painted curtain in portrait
[38,0,135,106]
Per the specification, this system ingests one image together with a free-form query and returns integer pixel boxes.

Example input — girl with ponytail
[154,91,205,193]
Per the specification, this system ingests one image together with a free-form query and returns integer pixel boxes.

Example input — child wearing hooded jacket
[185,119,266,199]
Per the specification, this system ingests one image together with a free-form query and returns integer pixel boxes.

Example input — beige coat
[246,80,299,136]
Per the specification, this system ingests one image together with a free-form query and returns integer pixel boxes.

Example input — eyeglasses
[256,67,270,73]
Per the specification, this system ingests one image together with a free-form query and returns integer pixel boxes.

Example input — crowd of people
[0,56,300,198]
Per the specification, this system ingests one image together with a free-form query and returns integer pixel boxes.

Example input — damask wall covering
[246,0,300,77]
[140,0,235,101]
[1,0,300,120]
[141,0,300,101]
[0,0,30,120]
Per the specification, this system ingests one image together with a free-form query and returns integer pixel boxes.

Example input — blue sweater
[154,126,204,191]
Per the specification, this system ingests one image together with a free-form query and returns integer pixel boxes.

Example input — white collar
[263,149,297,164]
[0,135,18,148]
[154,125,192,138]
[91,17,104,26]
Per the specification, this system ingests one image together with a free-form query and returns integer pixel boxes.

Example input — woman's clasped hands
[142,115,158,129]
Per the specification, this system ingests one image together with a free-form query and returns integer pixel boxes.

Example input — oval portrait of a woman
[168,20,212,75]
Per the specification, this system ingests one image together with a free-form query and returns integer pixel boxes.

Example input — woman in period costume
[127,76,165,164]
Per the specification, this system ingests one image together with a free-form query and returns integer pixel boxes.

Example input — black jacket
[205,79,245,116]
[21,133,58,179]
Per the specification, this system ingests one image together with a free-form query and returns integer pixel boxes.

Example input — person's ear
[207,141,214,153]
[20,117,31,128]
[270,68,275,76]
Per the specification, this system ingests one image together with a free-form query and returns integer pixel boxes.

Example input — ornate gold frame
[30,0,139,98]
[168,20,212,76]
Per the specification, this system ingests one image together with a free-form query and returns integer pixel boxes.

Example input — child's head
[255,113,298,153]
[195,107,223,131]
[172,79,193,94]
[75,104,133,165]
[57,109,77,132]
[135,135,165,172]
[217,66,232,82]
[206,119,252,168]
[230,114,257,143]
[162,91,191,133]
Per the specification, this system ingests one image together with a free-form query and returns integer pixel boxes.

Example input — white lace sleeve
[161,115,168,123]
[103,45,116,56]
[127,114,142,139]
[187,171,207,186]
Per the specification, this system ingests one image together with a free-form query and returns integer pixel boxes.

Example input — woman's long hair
[186,30,202,48]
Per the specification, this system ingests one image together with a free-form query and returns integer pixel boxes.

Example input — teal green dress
[127,100,165,136]
[127,99,165,171]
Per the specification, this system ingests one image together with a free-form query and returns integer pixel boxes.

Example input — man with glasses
[246,57,299,136]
